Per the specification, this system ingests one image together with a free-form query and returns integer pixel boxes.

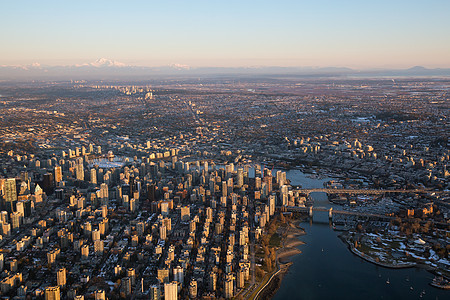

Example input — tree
[262,234,270,246]
[279,213,286,224]
[270,247,276,264]
[356,224,363,232]
[264,256,272,271]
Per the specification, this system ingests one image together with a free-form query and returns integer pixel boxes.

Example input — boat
[386,278,390,284]
[430,276,450,290]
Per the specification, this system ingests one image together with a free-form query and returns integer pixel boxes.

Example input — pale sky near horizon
[1,0,449,68]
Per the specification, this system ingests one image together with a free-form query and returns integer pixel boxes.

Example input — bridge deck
[298,188,438,194]
[278,206,392,219]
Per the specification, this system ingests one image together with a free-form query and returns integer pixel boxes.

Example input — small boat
[386,278,390,284]
[430,276,450,290]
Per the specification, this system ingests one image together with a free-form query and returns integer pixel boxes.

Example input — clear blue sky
[1,0,449,68]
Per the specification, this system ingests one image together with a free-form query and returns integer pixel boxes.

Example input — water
[273,171,448,300]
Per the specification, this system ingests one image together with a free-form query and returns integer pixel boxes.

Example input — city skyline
[1,0,450,69]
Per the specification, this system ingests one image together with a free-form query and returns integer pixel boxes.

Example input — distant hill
[0,60,449,81]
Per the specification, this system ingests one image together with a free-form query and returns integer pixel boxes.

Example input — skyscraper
[269,194,276,216]
[237,168,244,188]
[90,168,97,184]
[57,268,66,287]
[45,286,60,300]
[122,277,132,296]
[189,280,197,298]
[173,265,184,285]
[100,183,108,206]
[54,166,62,184]
[224,275,234,299]
[164,282,177,300]
[76,158,84,181]
[150,285,161,300]
[180,206,190,222]
[4,178,17,212]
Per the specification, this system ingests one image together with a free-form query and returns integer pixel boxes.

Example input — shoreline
[338,233,450,290]
[257,219,306,299]
[338,234,417,270]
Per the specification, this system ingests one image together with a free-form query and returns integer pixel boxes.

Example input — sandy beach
[277,221,306,263]
[278,247,302,263]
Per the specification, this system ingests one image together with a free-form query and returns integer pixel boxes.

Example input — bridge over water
[297,188,438,195]
[278,205,393,220]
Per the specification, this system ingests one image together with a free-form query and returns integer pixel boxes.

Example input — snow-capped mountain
[76,58,127,68]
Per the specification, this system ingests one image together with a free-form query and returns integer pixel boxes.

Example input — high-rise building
[269,195,276,216]
[237,168,244,188]
[45,286,60,300]
[157,268,169,284]
[222,181,227,198]
[160,224,167,240]
[92,229,100,241]
[276,170,286,187]
[81,244,89,259]
[164,282,177,300]
[122,277,132,296]
[100,183,108,206]
[209,271,217,291]
[10,211,21,229]
[54,166,62,184]
[57,268,66,287]
[173,266,184,285]
[237,268,245,289]
[42,173,55,194]
[189,280,197,299]
[150,285,161,300]
[180,206,190,222]
[76,158,84,181]
[16,201,24,217]
[94,239,104,255]
[224,275,234,299]
[101,205,108,218]
[90,168,97,184]
[263,175,272,194]
[136,221,145,236]
[3,178,17,212]
[129,198,136,212]
[127,268,136,285]
[95,290,106,300]
[206,207,213,222]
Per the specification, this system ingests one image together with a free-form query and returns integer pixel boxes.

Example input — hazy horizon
[1,58,449,71]
[1,0,450,69]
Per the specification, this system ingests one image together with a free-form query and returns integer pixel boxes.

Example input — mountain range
[1,59,449,81]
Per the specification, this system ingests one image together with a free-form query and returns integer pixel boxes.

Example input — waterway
[273,170,448,300]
